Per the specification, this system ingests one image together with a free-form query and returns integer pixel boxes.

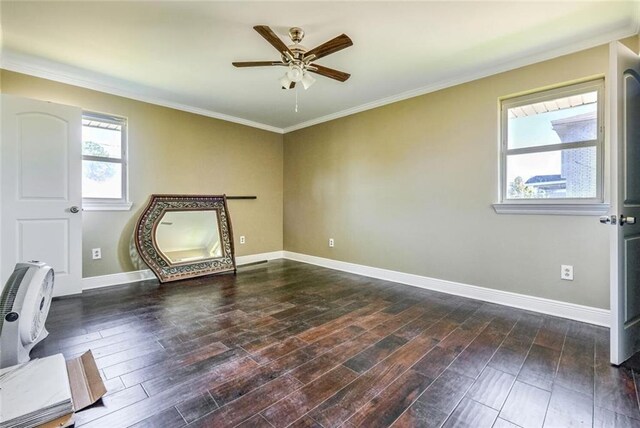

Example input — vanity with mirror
[134,194,236,282]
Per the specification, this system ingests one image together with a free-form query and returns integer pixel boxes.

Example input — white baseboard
[236,251,284,266]
[80,249,610,327]
[82,269,157,291]
[81,251,285,291]
[282,251,610,327]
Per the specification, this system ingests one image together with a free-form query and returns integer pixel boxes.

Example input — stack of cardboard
[0,351,106,428]
[0,355,73,427]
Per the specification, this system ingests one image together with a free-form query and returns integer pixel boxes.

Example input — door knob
[620,215,636,226]
[69,206,80,214]
[600,215,617,225]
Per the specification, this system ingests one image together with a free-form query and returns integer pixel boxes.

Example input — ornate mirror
[135,195,236,283]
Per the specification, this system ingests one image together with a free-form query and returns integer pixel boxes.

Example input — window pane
[82,124,122,159]
[82,160,122,199]
[507,91,597,150]
[506,146,597,199]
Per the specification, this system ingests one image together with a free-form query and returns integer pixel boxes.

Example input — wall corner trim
[81,250,284,291]
[282,251,610,327]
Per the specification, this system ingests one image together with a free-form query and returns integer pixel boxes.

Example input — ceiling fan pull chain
[295,87,299,113]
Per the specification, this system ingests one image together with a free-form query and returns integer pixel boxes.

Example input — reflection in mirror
[155,210,222,263]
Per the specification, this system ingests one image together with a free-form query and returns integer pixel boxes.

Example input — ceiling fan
[233,26,353,90]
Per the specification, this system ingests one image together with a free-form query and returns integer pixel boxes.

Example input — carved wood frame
[135,194,236,283]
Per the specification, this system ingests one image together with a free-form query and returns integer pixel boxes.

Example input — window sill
[492,203,609,216]
[83,201,133,212]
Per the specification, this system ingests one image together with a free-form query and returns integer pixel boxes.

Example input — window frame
[494,79,609,215]
[81,111,132,211]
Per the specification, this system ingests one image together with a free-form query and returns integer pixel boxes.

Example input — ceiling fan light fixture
[301,71,316,90]
[287,64,304,82]
[280,74,292,89]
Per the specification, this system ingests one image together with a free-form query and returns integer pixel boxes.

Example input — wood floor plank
[261,365,358,428]
[175,392,219,424]
[129,407,187,428]
[446,318,514,379]
[289,415,325,428]
[554,335,595,397]
[345,369,433,428]
[119,342,236,388]
[235,414,274,428]
[33,260,637,428]
[442,397,498,428]
[343,334,408,374]
[290,330,388,384]
[209,358,304,406]
[517,344,562,391]
[533,317,569,351]
[499,381,551,428]
[593,406,640,428]
[250,336,309,365]
[75,385,148,426]
[390,370,474,428]
[465,366,515,410]
[188,375,303,427]
[304,325,366,358]
[310,328,444,427]
[142,348,255,396]
[543,384,593,427]
[492,418,521,428]
[594,363,640,420]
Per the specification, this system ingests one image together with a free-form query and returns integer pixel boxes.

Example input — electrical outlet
[561,265,573,281]
[329,238,335,248]
[92,248,102,260]
[240,236,246,244]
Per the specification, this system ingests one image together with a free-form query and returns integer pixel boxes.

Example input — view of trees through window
[82,115,126,200]
[503,82,602,201]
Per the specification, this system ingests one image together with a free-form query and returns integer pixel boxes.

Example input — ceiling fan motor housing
[289,27,304,43]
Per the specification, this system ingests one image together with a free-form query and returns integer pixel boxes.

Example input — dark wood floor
[33,259,640,428]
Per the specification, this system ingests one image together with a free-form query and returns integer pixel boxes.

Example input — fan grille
[0,266,29,333]
[30,269,54,341]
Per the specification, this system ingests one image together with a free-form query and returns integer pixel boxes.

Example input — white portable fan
[0,261,55,369]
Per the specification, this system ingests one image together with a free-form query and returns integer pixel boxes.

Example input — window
[82,112,131,210]
[494,79,608,215]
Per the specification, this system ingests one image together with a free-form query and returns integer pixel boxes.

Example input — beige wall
[1,70,283,278]
[284,44,612,309]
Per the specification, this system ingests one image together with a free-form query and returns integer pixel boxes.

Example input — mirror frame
[134,194,236,283]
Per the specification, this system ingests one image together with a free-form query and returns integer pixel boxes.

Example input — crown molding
[1,16,638,136]
[283,20,640,133]
[0,50,285,134]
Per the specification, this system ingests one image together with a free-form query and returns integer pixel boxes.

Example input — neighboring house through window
[494,79,608,215]
[82,112,131,210]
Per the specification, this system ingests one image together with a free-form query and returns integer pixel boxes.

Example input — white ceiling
[1,1,639,133]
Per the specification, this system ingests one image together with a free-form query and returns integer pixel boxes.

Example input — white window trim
[493,79,607,216]
[82,112,132,211]
[83,201,133,211]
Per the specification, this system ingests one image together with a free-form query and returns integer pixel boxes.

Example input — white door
[607,42,640,365]
[1,95,83,297]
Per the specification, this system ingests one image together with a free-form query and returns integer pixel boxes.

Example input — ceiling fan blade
[282,82,296,90]
[233,61,285,67]
[309,64,351,82]
[253,25,294,57]
[305,34,353,61]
